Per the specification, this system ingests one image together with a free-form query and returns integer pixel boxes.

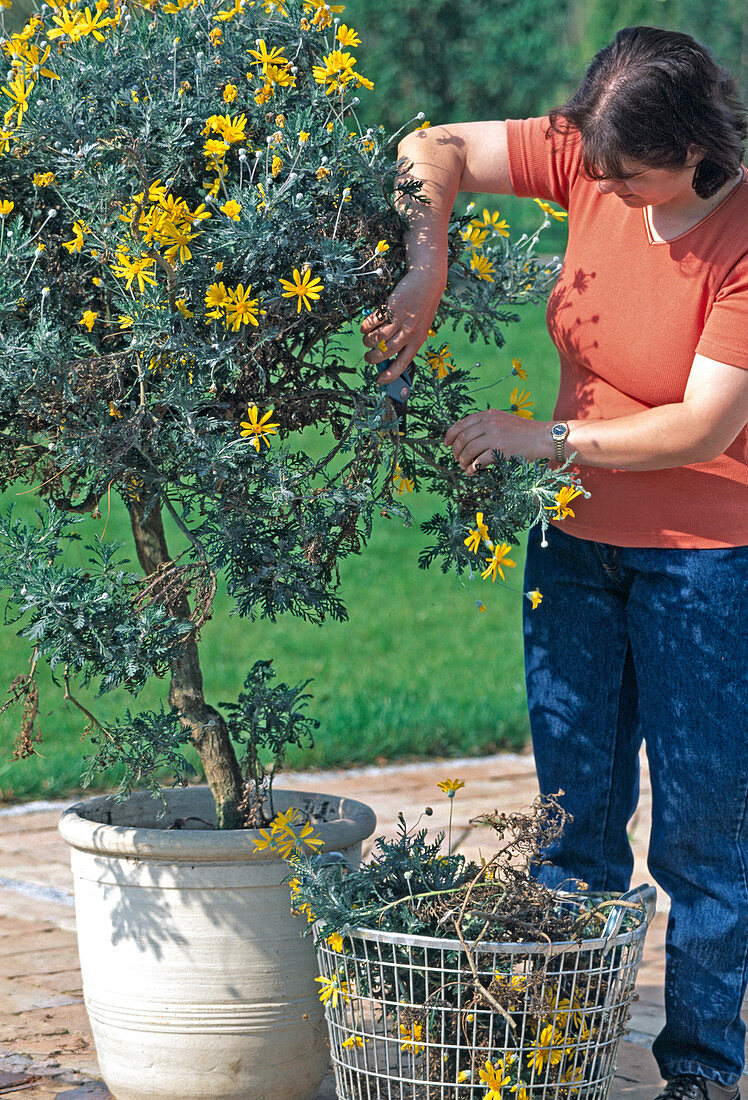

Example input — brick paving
[0,749,744,1099]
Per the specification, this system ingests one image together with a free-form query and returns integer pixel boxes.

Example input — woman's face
[594,155,702,209]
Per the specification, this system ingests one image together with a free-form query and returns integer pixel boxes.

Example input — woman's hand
[360,268,446,382]
[444,409,554,473]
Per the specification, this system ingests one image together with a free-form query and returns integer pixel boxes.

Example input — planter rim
[58,786,376,862]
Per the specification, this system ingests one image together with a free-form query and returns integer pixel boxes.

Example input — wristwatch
[550,421,570,463]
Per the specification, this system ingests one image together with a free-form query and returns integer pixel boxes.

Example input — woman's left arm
[445,354,748,474]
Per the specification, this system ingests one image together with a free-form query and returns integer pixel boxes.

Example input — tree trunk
[129,502,244,830]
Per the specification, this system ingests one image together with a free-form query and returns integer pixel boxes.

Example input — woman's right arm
[361,120,515,381]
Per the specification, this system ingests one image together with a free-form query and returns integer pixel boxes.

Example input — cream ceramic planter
[58,786,376,1100]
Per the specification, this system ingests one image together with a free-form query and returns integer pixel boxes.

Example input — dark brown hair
[548,27,747,198]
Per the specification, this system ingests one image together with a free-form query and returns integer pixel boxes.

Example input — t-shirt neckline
[643,167,747,245]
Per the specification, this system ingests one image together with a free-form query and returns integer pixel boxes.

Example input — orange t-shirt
[506,115,748,548]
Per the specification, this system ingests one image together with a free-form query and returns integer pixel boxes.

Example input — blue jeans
[523,523,748,1087]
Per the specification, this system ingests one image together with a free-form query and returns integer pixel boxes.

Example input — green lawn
[0,299,561,802]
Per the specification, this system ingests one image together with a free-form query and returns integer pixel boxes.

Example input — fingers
[378,341,419,382]
[362,326,404,363]
[443,412,485,447]
[444,412,502,474]
[360,303,392,335]
[464,449,495,476]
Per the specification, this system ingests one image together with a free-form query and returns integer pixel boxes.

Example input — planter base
[59,786,376,1100]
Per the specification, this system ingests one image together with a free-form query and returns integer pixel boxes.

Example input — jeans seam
[597,644,631,890]
[732,778,748,1047]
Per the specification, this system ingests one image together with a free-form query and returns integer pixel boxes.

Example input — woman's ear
[685,145,705,167]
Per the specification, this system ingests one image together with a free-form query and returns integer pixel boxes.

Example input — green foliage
[0,506,191,691]
[80,707,194,800]
[342,0,573,134]
[222,658,318,820]
[296,814,475,938]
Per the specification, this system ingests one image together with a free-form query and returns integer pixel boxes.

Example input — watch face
[551,423,567,440]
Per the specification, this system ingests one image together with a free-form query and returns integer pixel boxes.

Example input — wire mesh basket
[314,884,656,1100]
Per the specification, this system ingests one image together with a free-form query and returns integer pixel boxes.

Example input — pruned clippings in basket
[291,795,656,1100]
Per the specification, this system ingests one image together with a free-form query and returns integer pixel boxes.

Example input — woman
[361,27,748,1100]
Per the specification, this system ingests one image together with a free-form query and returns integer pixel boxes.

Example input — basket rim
[317,888,652,956]
[332,919,647,955]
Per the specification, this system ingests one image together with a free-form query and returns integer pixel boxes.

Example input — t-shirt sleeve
[505,116,583,209]
[696,260,748,371]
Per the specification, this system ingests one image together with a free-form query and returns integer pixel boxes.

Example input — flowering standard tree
[0,0,573,829]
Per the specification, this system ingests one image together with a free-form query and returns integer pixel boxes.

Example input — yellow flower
[78,309,98,331]
[74,6,112,41]
[526,1023,565,1073]
[0,200,14,217]
[457,1070,471,1083]
[392,465,414,494]
[1,72,30,127]
[341,1034,366,1049]
[205,280,230,319]
[247,38,290,73]
[204,112,247,144]
[279,267,323,313]
[33,171,56,187]
[225,283,260,330]
[239,404,280,451]
[534,197,568,222]
[213,0,242,21]
[561,1064,584,1089]
[209,26,223,45]
[436,778,465,797]
[398,1022,424,1055]
[220,199,242,221]
[110,251,157,293]
[253,807,323,859]
[471,208,510,237]
[204,137,229,160]
[118,314,133,329]
[425,344,453,379]
[464,511,490,554]
[63,220,88,254]
[470,252,495,282]
[546,485,584,521]
[108,401,122,418]
[461,224,489,250]
[175,297,194,319]
[215,260,225,273]
[315,974,350,1009]
[512,357,527,380]
[312,49,356,94]
[375,240,389,253]
[271,154,283,177]
[479,1058,511,1100]
[509,387,534,419]
[223,83,238,103]
[316,164,330,181]
[481,542,517,583]
[326,932,344,951]
[526,589,543,610]
[336,24,361,47]
[298,130,310,143]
